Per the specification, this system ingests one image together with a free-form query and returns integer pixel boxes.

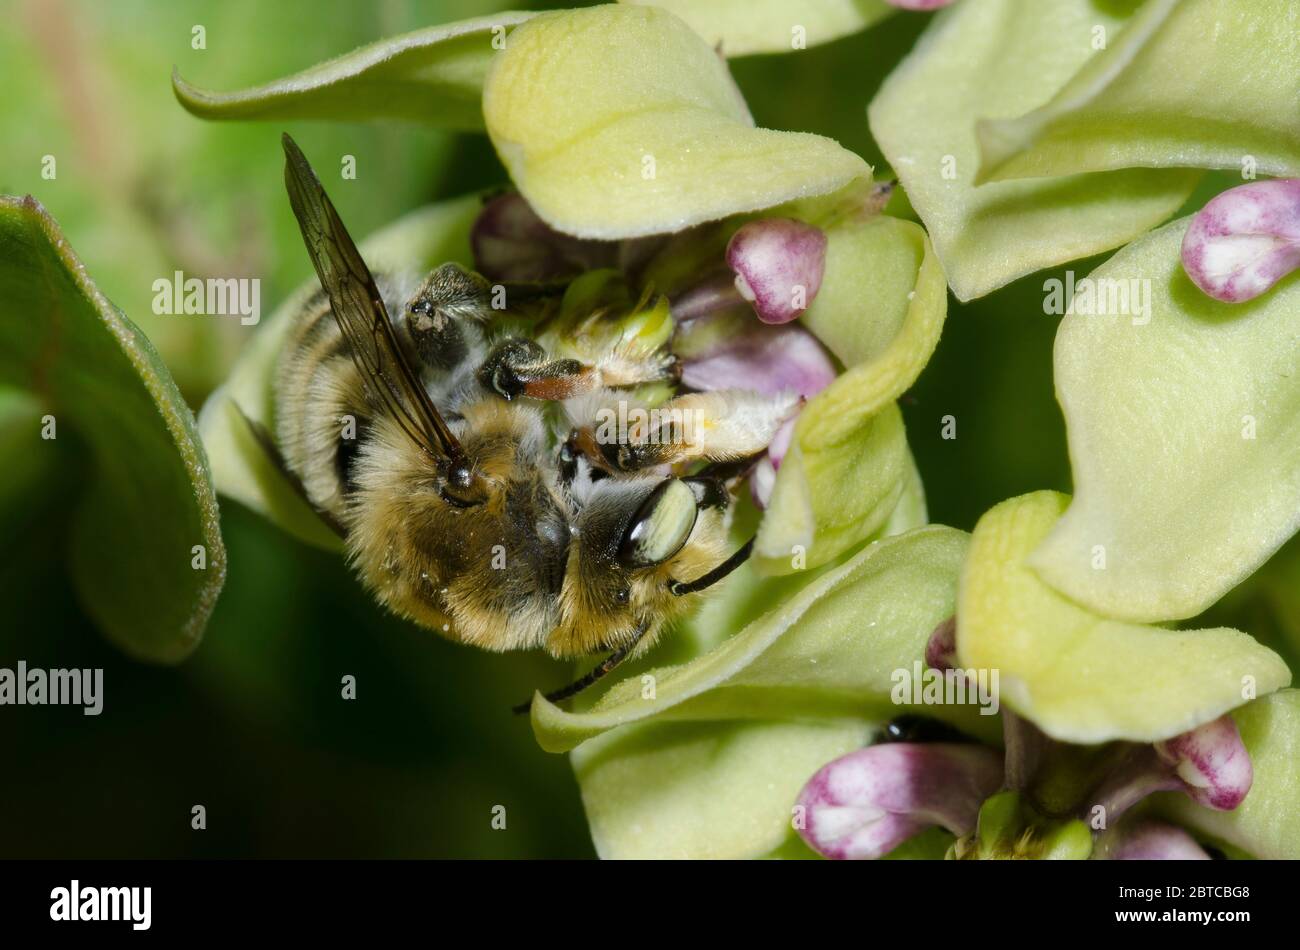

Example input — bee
[260,134,795,711]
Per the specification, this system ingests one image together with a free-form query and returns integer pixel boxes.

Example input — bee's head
[555,474,729,658]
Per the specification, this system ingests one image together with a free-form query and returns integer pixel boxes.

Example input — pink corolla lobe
[795,743,1003,860]
[680,320,835,400]
[725,218,827,325]
[1180,178,1300,303]
[680,319,835,506]
[1097,821,1211,861]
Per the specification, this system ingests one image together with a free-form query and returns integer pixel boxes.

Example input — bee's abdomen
[275,293,371,522]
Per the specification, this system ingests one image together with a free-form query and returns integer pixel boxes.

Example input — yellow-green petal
[483,5,870,239]
[573,718,869,859]
[1031,217,1300,623]
[198,195,482,549]
[977,0,1300,184]
[533,524,988,752]
[757,215,946,573]
[620,0,893,57]
[173,13,533,129]
[958,491,1290,744]
[1154,689,1300,860]
[868,0,1199,301]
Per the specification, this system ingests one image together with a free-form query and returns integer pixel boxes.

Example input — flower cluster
[182,0,1300,859]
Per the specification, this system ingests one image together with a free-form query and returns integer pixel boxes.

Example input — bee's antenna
[512,622,649,716]
[668,537,755,597]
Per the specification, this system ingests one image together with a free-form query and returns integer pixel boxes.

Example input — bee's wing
[281,133,465,467]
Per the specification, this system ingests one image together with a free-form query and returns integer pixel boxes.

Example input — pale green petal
[483,6,869,239]
[533,525,987,752]
[882,445,928,538]
[958,491,1290,744]
[173,13,533,129]
[868,0,1199,301]
[620,0,893,57]
[0,197,224,663]
[757,216,946,573]
[573,718,869,859]
[1030,217,1300,622]
[197,195,482,549]
[977,0,1300,183]
[1154,689,1300,860]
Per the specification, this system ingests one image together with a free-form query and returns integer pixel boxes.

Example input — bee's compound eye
[618,479,698,569]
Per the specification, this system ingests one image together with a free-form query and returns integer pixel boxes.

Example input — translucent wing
[281,133,467,469]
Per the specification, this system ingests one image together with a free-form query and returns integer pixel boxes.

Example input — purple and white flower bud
[1181,178,1300,303]
[1096,820,1211,861]
[1090,714,1254,824]
[795,743,1003,860]
[470,192,614,282]
[1155,714,1253,811]
[725,218,827,325]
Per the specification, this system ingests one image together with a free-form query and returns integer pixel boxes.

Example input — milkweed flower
[180,0,1300,860]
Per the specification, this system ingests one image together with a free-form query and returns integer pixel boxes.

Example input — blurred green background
[1,0,1295,858]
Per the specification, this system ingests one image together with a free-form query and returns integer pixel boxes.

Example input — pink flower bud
[796,743,1003,860]
[725,218,827,325]
[1155,714,1253,811]
[1180,178,1300,303]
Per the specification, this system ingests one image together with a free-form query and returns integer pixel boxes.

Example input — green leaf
[0,196,225,662]
[957,491,1290,744]
[976,0,1300,184]
[868,0,1199,301]
[483,5,870,239]
[532,525,990,753]
[619,0,894,57]
[1030,217,1300,622]
[198,194,483,548]
[573,718,870,859]
[172,13,533,129]
[757,215,946,573]
[1154,689,1300,860]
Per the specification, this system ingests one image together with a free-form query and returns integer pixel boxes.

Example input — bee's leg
[669,537,755,597]
[612,389,798,472]
[691,453,765,484]
[480,338,676,402]
[511,621,649,715]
